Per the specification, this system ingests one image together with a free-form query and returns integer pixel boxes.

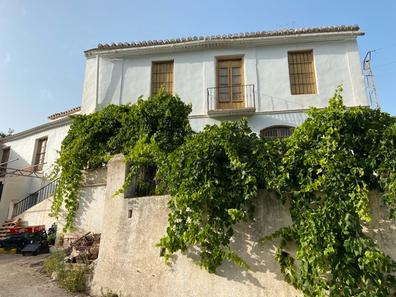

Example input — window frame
[0,147,10,177]
[150,60,174,96]
[260,125,295,139]
[32,137,48,172]
[287,49,317,95]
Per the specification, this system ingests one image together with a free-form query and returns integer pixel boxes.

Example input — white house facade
[81,25,367,133]
[0,25,368,228]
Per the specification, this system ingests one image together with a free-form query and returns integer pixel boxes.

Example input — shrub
[43,251,88,293]
[59,267,87,293]
[43,251,65,275]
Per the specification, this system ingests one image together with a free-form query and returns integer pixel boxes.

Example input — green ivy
[158,87,396,296]
[157,120,264,272]
[50,91,192,230]
[268,87,396,296]
[53,86,396,296]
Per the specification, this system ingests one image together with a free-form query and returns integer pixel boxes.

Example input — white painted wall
[0,122,70,224]
[81,38,368,133]
[14,185,106,234]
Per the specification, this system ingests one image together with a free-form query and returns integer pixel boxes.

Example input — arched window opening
[260,125,294,139]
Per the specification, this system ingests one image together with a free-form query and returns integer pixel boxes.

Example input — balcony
[207,84,256,117]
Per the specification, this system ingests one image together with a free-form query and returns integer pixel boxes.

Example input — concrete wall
[91,155,396,297]
[81,38,367,132]
[0,121,70,224]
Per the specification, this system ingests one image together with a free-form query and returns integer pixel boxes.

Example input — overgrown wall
[92,155,301,297]
[91,155,396,297]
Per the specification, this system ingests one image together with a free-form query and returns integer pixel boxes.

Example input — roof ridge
[48,106,81,120]
[85,25,362,54]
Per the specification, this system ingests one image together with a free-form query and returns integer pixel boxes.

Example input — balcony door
[217,59,244,109]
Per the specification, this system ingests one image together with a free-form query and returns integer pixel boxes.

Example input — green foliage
[43,250,65,274]
[268,86,396,296]
[0,128,13,139]
[157,119,268,272]
[158,87,396,296]
[59,267,87,293]
[44,251,88,293]
[51,90,192,230]
[52,85,396,296]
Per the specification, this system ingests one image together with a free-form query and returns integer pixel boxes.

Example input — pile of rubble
[64,232,101,264]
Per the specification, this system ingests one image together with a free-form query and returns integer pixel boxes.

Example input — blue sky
[0,0,395,132]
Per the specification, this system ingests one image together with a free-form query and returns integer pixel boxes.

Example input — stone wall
[91,155,396,297]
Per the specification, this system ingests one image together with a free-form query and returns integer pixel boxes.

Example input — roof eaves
[0,117,71,143]
[84,25,363,56]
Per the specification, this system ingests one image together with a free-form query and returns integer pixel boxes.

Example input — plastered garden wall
[91,155,396,297]
[16,168,107,234]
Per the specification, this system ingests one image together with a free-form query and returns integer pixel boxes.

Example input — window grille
[288,50,317,95]
[260,126,294,139]
[151,61,174,95]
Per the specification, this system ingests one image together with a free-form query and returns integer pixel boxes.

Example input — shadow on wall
[73,167,107,235]
[0,150,47,224]
[365,191,396,259]
[100,58,124,107]
[182,192,293,289]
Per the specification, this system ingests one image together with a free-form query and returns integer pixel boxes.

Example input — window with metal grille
[33,137,47,171]
[0,147,10,177]
[260,126,294,139]
[288,50,317,95]
[151,61,174,95]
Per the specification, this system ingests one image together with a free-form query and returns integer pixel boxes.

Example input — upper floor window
[288,50,317,95]
[260,126,294,139]
[0,147,10,177]
[151,61,174,95]
[33,137,47,172]
[216,58,244,109]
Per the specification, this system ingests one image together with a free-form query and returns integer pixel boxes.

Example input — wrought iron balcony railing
[207,84,256,114]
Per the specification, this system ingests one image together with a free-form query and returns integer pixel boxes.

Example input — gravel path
[0,254,87,297]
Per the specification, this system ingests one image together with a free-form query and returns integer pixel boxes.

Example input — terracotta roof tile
[48,106,81,120]
[85,25,363,55]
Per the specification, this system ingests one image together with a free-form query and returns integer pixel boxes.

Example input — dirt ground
[0,254,87,297]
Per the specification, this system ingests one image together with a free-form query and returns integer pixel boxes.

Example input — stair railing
[12,180,58,218]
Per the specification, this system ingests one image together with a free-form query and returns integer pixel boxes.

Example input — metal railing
[207,84,256,112]
[12,179,58,217]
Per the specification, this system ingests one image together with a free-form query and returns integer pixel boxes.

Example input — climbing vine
[266,87,396,296]
[158,87,396,296]
[50,91,192,230]
[53,85,396,296]
[157,120,264,271]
